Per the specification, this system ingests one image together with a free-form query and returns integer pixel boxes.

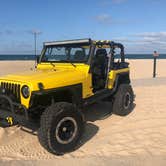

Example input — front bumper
[0,94,34,128]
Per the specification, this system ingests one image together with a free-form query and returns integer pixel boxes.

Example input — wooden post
[153,57,157,78]
[153,51,159,78]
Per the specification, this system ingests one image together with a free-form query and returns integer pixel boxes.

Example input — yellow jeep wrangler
[0,39,134,155]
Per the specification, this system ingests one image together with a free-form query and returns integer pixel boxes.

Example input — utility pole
[31,30,42,67]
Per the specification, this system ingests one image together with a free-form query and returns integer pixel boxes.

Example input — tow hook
[6,116,14,126]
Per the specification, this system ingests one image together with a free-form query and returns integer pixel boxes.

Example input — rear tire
[112,84,134,116]
[38,102,84,155]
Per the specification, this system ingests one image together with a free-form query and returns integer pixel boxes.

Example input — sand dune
[0,60,166,166]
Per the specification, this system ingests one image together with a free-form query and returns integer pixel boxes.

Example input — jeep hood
[0,68,86,90]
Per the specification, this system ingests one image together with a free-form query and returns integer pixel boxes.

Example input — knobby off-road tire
[112,84,134,116]
[38,102,84,155]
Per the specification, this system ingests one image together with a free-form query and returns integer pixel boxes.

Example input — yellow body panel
[108,68,130,89]
[0,63,94,108]
[0,62,129,109]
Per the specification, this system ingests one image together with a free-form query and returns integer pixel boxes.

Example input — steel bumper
[0,95,34,127]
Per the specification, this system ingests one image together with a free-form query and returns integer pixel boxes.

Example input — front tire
[38,102,84,155]
[112,84,134,116]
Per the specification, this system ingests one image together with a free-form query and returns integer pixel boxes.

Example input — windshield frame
[39,42,93,64]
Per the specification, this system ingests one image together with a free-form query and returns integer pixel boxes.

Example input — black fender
[29,84,83,108]
[116,72,130,86]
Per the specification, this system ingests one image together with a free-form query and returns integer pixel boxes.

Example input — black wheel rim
[124,92,131,109]
[55,117,78,144]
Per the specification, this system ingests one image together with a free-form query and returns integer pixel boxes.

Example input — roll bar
[110,42,125,62]
[94,41,125,62]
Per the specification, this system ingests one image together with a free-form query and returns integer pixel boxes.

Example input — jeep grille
[1,82,21,102]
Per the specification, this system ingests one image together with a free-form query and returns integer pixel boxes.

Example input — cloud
[95,14,112,24]
[95,14,129,25]
[116,32,166,44]
[136,32,166,37]
[113,32,166,53]
[134,32,166,42]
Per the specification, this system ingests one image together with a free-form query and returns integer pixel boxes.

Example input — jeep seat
[74,50,85,61]
[92,49,108,91]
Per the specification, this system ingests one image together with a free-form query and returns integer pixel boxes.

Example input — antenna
[31,29,42,68]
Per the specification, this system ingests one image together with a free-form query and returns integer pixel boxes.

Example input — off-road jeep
[0,38,134,155]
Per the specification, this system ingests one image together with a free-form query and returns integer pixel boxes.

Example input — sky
[0,0,166,54]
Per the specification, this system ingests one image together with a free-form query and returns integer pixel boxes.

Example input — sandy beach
[0,60,166,166]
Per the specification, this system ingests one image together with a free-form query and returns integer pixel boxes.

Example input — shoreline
[0,59,166,79]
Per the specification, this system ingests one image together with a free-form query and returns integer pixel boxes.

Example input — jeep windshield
[40,43,91,63]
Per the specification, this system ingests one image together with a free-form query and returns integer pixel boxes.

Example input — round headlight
[21,85,30,98]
